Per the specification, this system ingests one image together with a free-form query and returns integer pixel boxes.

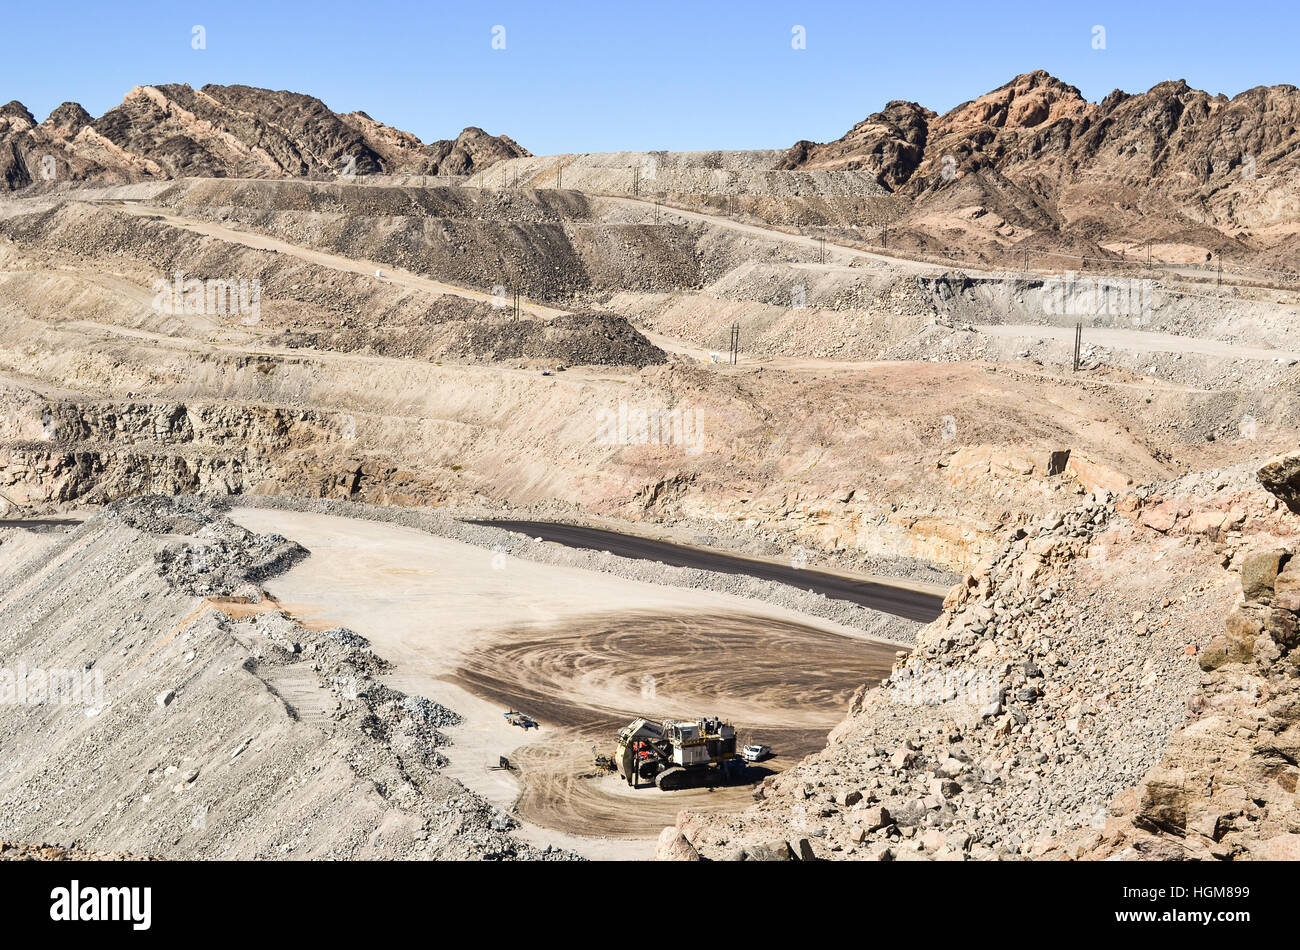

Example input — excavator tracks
[654,766,687,790]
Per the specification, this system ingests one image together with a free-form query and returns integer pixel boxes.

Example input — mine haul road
[470,519,946,623]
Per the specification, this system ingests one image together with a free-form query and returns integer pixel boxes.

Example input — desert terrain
[2,75,1300,862]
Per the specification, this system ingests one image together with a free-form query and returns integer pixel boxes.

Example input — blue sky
[2,1,1295,154]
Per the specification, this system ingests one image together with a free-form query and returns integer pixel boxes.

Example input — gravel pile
[144,515,309,598]
[448,311,666,367]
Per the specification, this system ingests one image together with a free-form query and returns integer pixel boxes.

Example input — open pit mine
[3,73,1300,867]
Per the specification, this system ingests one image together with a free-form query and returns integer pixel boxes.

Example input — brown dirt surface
[451,610,895,837]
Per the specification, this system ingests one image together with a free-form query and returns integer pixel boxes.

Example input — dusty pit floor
[230,508,898,859]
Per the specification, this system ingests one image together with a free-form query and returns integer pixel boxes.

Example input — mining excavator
[609,715,744,790]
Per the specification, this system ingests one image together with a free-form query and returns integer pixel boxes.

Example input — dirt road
[604,195,955,274]
[979,322,1300,363]
[117,202,568,318]
[472,519,945,622]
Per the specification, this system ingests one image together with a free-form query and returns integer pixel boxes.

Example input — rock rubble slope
[0,496,572,860]
[668,463,1300,860]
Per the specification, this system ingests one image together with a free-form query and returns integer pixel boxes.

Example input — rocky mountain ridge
[781,70,1300,264]
[0,83,528,190]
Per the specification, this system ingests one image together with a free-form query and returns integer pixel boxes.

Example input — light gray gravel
[223,494,925,646]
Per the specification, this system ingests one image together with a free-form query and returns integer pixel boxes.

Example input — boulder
[930,777,962,799]
[1258,452,1300,513]
[1263,608,1300,650]
[1273,562,1300,613]
[1067,455,1133,495]
[1199,621,1256,671]
[920,829,946,852]
[654,827,700,861]
[1185,510,1226,537]
[790,837,817,861]
[1224,605,1265,644]
[854,805,892,832]
[890,747,917,769]
[1241,550,1287,602]
[1135,768,1190,836]
[1138,501,1179,534]
[1259,723,1300,763]
[736,840,796,861]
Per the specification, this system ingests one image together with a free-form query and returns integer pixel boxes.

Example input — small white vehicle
[742,743,770,762]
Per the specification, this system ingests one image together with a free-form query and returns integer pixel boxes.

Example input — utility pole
[513,290,520,320]
[1072,320,1082,372]
[728,323,739,365]
[557,165,562,190]
[1146,240,1152,269]
[1023,250,1029,276]
[819,237,825,264]
[632,165,640,197]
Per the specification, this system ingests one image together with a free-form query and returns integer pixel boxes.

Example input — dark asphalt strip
[466,520,944,623]
[0,519,81,529]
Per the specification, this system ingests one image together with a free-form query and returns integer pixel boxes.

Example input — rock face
[0,84,528,190]
[1,99,132,190]
[780,99,934,190]
[1108,545,1300,860]
[399,125,530,177]
[780,70,1300,258]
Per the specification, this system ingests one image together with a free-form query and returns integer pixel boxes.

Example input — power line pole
[728,323,739,365]
[1072,320,1082,372]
